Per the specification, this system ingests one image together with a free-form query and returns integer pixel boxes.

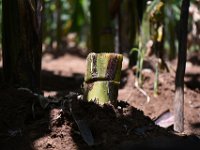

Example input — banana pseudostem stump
[84,53,123,105]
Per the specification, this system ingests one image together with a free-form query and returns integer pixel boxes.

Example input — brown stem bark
[2,0,43,92]
[174,0,190,132]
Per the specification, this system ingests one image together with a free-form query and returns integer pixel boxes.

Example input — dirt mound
[0,88,199,150]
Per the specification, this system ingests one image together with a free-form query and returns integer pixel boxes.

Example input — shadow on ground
[43,45,88,60]
[185,73,200,90]
[41,70,84,92]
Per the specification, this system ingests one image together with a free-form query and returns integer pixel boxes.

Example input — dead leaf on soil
[69,99,94,146]
[154,110,174,128]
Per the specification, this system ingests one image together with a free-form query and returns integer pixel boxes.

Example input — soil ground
[0,48,199,149]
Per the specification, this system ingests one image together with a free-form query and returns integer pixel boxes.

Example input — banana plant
[84,53,123,105]
[2,0,42,92]
[90,0,114,52]
[0,1,2,50]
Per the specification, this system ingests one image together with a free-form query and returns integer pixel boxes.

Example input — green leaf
[130,48,139,54]
[146,0,160,14]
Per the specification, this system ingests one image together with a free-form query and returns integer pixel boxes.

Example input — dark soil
[0,50,199,149]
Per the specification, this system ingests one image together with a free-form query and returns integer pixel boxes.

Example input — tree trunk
[174,0,190,132]
[118,0,145,67]
[90,0,114,52]
[2,0,43,93]
[56,0,62,50]
[118,0,138,53]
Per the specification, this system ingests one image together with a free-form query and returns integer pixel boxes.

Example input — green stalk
[154,62,159,96]
[138,51,144,87]
[135,39,144,88]
[84,53,123,105]
[84,81,119,104]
